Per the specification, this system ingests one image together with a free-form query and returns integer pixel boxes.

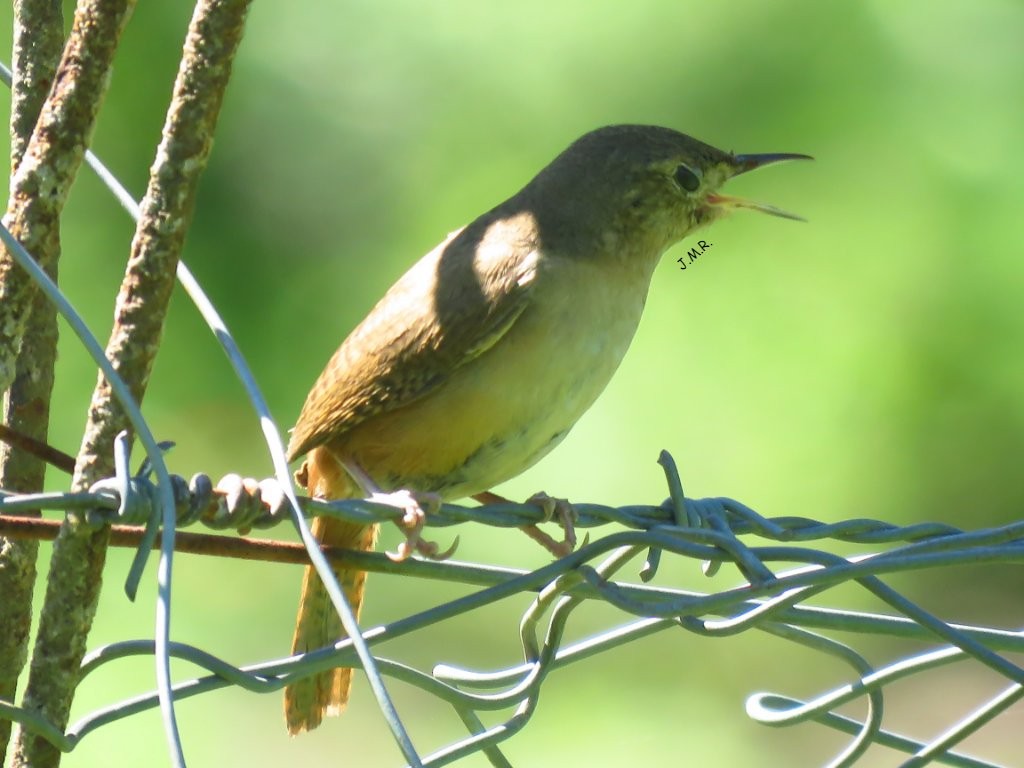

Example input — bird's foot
[475,490,579,558]
[370,489,455,562]
[525,491,578,557]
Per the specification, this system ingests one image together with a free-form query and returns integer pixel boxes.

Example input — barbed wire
[2,447,1022,766]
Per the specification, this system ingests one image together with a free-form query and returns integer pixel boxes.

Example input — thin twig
[0,516,347,568]
[0,425,76,475]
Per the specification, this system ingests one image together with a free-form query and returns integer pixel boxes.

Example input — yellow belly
[337,254,653,499]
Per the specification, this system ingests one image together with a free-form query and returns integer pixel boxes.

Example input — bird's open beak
[706,152,813,222]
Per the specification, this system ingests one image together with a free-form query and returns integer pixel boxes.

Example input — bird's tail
[284,449,379,735]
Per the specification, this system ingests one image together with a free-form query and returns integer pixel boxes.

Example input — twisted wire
[2,449,1022,767]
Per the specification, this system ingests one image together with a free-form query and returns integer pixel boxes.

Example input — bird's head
[522,124,811,266]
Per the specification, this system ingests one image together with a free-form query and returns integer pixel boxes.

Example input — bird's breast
[341,254,655,499]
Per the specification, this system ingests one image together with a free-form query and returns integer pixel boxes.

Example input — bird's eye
[674,164,700,193]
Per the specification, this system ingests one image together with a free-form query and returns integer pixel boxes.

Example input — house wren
[283,124,810,733]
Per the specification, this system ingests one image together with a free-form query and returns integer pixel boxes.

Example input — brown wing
[287,208,540,461]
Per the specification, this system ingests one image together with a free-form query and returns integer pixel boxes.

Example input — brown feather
[287,212,540,462]
[283,449,379,735]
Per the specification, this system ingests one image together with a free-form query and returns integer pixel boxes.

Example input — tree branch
[12,1,253,765]
[0,0,81,762]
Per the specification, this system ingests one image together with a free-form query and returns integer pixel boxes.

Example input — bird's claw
[371,489,456,562]
[524,491,578,558]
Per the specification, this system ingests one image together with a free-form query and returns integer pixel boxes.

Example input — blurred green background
[3,0,1024,765]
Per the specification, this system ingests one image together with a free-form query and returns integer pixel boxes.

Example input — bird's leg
[341,458,451,561]
[473,490,578,558]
